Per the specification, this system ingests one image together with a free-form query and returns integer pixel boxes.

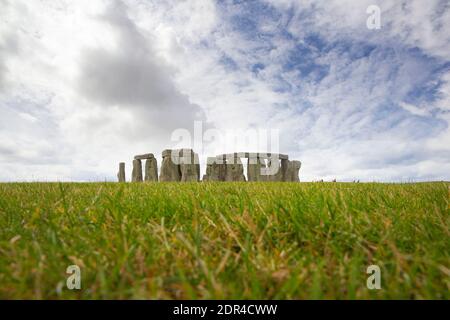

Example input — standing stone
[117,162,126,182]
[132,159,143,182]
[266,159,282,181]
[225,155,246,181]
[259,159,268,182]
[159,149,181,182]
[289,160,301,182]
[180,149,200,182]
[203,159,213,182]
[196,160,200,181]
[284,160,292,182]
[144,157,158,182]
[280,158,289,181]
[247,155,264,181]
[204,157,227,181]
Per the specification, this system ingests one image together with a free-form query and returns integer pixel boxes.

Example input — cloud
[77,2,205,140]
[0,0,207,181]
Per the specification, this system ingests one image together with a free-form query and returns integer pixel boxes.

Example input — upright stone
[144,157,158,182]
[284,160,292,181]
[247,155,264,181]
[117,162,126,182]
[204,157,226,181]
[132,159,143,182]
[159,149,181,182]
[266,159,282,181]
[225,155,246,181]
[280,158,289,181]
[290,160,301,182]
[180,149,200,182]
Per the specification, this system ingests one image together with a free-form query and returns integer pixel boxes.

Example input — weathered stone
[288,160,301,182]
[204,157,226,181]
[117,162,126,182]
[134,153,154,160]
[144,157,158,182]
[282,160,301,182]
[196,159,200,180]
[132,159,143,182]
[265,159,282,181]
[159,150,181,182]
[247,156,264,181]
[280,158,289,181]
[180,149,200,182]
[162,149,173,158]
[225,155,246,181]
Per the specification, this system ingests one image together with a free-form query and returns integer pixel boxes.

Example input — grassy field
[0,182,448,299]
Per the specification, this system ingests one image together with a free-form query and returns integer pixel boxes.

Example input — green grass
[0,182,448,299]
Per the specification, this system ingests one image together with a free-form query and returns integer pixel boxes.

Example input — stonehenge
[119,150,301,183]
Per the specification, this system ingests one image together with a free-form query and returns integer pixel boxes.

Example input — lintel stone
[134,153,155,160]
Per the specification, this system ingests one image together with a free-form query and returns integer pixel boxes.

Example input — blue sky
[0,0,449,181]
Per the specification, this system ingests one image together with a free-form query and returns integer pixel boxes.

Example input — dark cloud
[77,2,205,141]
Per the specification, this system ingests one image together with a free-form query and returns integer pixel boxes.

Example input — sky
[0,0,449,182]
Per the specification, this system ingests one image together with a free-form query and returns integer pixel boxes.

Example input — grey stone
[204,157,226,181]
[117,162,126,182]
[247,156,264,181]
[280,158,289,181]
[283,160,301,182]
[289,160,301,182]
[180,149,200,182]
[258,153,289,160]
[225,155,246,182]
[144,157,158,182]
[132,159,143,182]
[159,150,181,182]
[265,159,282,181]
[134,153,154,160]
[162,149,173,158]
